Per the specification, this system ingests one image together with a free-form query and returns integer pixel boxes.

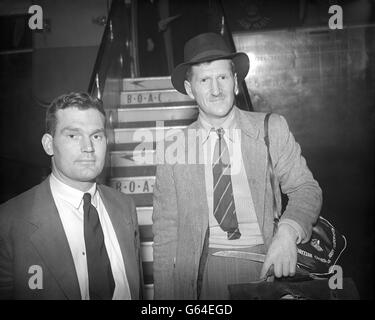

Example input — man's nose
[210,79,221,96]
[81,136,94,152]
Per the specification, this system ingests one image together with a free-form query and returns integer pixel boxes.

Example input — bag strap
[264,113,281,235]
[197,227,209,299]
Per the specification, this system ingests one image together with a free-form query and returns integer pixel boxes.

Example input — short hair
[185,59,236,82]
[46,92,106,135]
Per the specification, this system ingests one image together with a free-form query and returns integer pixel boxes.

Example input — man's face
[184,59,238,124]
[42,107,107,190]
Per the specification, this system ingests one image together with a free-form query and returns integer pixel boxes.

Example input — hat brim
[171,52,249,95]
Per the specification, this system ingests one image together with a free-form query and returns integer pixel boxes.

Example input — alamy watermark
[27,4,343,31]
[328,265,343,290]
[131,122,242,175]
[28,265,43,290]
[28,5,43,30]
[328,5,343,30]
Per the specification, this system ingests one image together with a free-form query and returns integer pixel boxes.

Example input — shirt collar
[49,173,98,209]
[198,107,237,144]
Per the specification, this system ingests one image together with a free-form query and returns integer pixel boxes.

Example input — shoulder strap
[264,113,281,235]
[264,113,271,150]
[196,227,209,299]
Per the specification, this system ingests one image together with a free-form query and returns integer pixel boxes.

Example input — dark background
[0,0,374,299]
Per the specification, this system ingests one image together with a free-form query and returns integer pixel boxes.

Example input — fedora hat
[171,32,249,94]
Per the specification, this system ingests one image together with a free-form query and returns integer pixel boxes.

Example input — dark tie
[212,128,241,240]
[83,193,115,300]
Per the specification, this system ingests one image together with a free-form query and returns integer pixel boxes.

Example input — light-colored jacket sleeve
[269,114,322,243]
[152,163,178,299]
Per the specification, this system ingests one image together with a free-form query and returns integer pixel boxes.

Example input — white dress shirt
[199,108,303,247]
[200,109,264,249]
[49,174,131,300]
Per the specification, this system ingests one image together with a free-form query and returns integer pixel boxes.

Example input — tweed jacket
[152,107,322,299]
[0,177,143,300]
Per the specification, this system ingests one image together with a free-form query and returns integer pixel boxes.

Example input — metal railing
[88,0,138,99]
[88,0,139,184]
[88,0,253,110]
[216,0,253,111]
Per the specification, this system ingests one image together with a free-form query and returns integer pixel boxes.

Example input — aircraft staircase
[107,76,198,299]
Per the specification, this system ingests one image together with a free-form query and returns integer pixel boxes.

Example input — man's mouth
[76,160,96,164]
[210,97,225,102]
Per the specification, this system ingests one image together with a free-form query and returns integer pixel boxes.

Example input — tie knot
[83,192,92,205]
[216,127,225,138]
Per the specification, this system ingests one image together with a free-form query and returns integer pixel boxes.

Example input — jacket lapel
[172,126,209,298]
[183,121,209,239]
[28,178,81,300]
[236,108,269,241]
[177,163,208,243]
[98,186,140,300]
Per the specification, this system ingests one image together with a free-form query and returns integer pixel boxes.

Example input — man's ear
[184,80,195,100]
[41,133,54,156]
[234,73,239,95]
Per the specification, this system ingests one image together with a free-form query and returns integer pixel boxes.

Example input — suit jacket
[0,177,143,300]
[152,108,322,299]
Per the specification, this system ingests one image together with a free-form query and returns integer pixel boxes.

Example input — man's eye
[93,134,104,140]
[201,78,208,83]
[68,134,78,139]
[220,75,227,80]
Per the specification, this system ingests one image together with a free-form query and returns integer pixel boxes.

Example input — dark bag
[264,113,347,277]
[228,278,359,300]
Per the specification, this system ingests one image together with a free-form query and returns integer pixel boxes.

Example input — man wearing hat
[152,33,322,299]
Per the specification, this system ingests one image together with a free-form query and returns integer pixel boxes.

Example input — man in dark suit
[0,92,143,300]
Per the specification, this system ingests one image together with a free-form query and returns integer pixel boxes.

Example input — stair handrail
[88,0,137,99]
[217,0,253,111]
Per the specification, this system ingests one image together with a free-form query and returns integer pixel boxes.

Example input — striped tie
[212,128,241,240]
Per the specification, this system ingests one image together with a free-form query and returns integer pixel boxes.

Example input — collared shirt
[49,174,131,300]
[199,108,264,248]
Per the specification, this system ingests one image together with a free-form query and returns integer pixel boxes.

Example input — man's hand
[260,224,298,279]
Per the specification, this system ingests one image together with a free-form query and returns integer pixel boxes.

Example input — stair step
[129,194,153,207]
[115,119,194,129]
[111,142,156,152]
[109,176,155,195]
[136,206,153,226]
[111,150,156,167]
[122,76,173,91]
[117,105,198,123]
[111,166,156,178]
[141,241,153,262]
[114,125,188,145]
[110,150,156,177]
[142,261,153,284]
[143,283,154,300]
[140,225,153,242]
[120,89,193,106]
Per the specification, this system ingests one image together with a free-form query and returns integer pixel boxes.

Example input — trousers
[200,244,265,300]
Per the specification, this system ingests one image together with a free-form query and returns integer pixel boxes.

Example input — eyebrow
[61,127,105,135]
[198,71,231,78]
[91,128,106,135]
